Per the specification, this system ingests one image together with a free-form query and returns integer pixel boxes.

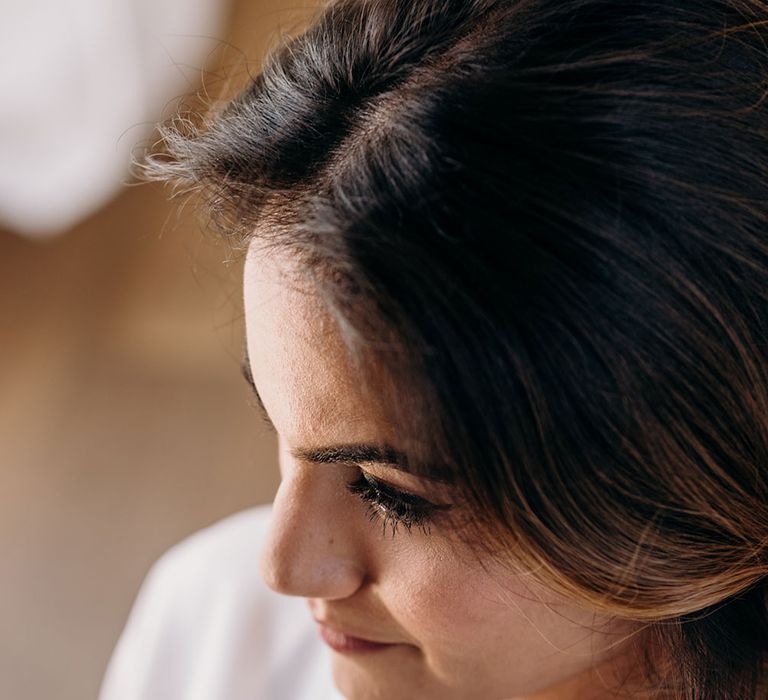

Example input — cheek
[375,543,614,692]
[381,543,526,648]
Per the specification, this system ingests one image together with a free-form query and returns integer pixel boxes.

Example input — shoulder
[99,504,339,700]
[119,505,275,643]
[145,505,273,598]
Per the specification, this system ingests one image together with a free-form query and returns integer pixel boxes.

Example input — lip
[315,621,397,654]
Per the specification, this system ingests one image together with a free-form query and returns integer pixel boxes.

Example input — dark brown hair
[146,1,768,696]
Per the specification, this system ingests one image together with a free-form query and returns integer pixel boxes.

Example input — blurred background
[0,1,312,698]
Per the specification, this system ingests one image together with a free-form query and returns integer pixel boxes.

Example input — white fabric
[0,0,227,237]
[99,505,345,700]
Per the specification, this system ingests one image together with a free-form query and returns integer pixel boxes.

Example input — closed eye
[346,470,452,537]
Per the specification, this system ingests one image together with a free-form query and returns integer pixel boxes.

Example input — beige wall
[0,2,318,698]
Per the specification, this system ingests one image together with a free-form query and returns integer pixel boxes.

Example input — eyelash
[346,471,447,537]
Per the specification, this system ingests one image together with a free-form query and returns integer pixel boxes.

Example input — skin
[243,240,644,700]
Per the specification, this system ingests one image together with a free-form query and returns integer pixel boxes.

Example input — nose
[259,465,367,600]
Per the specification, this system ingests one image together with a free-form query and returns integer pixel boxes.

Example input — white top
[98,505,345,700]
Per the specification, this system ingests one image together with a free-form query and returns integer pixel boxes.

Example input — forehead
[243,242,385,447]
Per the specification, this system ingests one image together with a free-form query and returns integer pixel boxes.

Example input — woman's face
[243,242,637,700]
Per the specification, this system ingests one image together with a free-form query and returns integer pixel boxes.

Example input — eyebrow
[240,343,453,483]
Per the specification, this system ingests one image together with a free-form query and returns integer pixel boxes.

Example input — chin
[329,653,492,700]
[331,656,549,700]
[330,651,425,700]
[331,662,388,700]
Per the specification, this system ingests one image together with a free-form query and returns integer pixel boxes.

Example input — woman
[100,0,768,698]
